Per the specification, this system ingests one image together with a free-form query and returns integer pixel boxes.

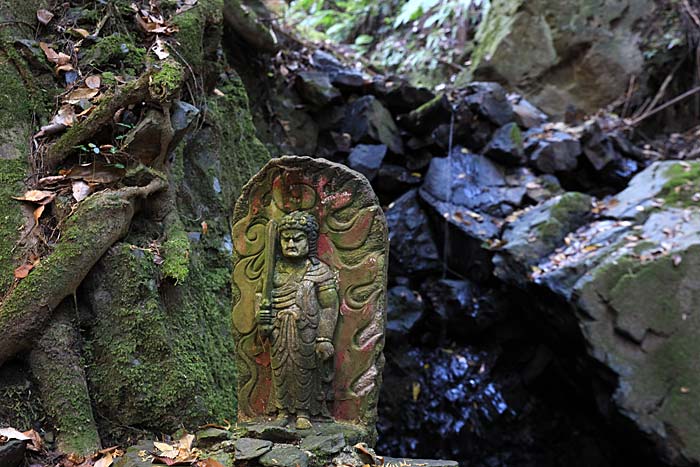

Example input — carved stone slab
[231,156,387,433]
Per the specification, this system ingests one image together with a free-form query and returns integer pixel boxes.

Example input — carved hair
[278,211,319,260]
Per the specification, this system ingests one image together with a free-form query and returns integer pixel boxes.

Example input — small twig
[628,85,700,126]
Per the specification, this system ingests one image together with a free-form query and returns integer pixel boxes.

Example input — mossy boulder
[464,0,664,117]
[497,161,700,464]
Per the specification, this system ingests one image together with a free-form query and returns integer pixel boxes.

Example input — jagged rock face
[497,161,700,464]
[466,0,656,117]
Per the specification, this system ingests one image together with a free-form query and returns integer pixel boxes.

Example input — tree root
[0,176,167,366]
[42,61,184,172]
[29,298,101,455]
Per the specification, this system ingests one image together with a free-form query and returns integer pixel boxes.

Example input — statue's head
[278,211,319,259]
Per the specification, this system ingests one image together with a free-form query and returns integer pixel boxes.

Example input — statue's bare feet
[276,411,290,426]
[295,415,312,430]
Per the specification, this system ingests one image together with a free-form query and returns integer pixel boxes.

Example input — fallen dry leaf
[0,428,30,441]
[39,42,71,65]
[33,205,45,225]
[36,8,54,24]
[54,105,77,127]
[14,261,37,279]
[22,429,43,451]
[13,189,55,204]
[178,434,195,451]
[72,180,91,202]
[85,75,101,89]
[94,452,113,467]
[153,442,174,452]
[151,36,170,60]
[65,87,100,104]
[55,63,75,76]
[68,27,90,38]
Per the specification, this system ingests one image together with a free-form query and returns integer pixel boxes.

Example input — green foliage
[285,0,488,87]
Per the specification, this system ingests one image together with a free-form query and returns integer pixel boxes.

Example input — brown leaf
[22,429,43,452]
[65,87,100,105]
[72,180,91,202]
[68,27,90,38]
[33,205,45,225]
[36,9,54,24]
[53,105,77,127]
[178,434,195,451]
[13,189,55,204]
[39,42,71,65]
[85,75,102,89]
[94,453,113,467]
[55,63,75,76]
[14,262,36,279]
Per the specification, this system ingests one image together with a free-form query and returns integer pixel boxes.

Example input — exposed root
[0,176,167,366]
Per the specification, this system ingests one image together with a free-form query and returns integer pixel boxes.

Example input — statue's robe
[269,259,337,416]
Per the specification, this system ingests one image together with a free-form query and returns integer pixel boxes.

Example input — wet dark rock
[483,122,525,166]
[374,77,435,113]
[347,144,387,180]
[509,94,548,129]
[378,347,513,462]
[493,192,592,286]
[462,82,514,126]
[526,129,582,174]
[420,279,508,339]
[330,69,365,89]
[266,84,319,154]
[260,444,309,467]
[404,149,434,171]
[196,427,233,447]
[242,424,302,443]
[169,100,200,151]
[234,438,273,460]
[374,164,422,201]
[300,433,346,457]
[342,96,404,154]
[385,190,441,277]
[310,50,341,69]
[295,71,341,108]
[386,286,425,338]
[383,458,458,467]
[397,94,451,134]
[0,439,25,467]
[315,106,346,132]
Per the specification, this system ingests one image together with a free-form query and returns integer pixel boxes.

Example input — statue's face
[280,229,309,258]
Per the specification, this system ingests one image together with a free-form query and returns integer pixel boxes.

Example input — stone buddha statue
[255,211,339,430]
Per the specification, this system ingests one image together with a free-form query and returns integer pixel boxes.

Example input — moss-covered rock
[465,0,663,117]
[497,161,700,464]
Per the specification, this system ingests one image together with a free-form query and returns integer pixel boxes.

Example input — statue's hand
[315,341,334,360]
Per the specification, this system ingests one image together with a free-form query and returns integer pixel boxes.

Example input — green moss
[661,162,700,206]
[535,192,591,241]
[82,33,147,70]
[84,243,237,437]
[150,60,185,99]
[162,233,190,283]
[206,71,270,207]
[170,0,224,73]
